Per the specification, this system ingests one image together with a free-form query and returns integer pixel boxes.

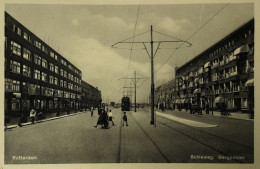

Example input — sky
[5,2,254,103]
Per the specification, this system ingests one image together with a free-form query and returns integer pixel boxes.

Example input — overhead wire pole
[120,71,149,112]
[150,25,155,126]
[112,26,191,127]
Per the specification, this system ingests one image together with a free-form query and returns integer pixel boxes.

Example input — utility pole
[120,71,148,112]
[150,25,155,125]
[112,25,191,127]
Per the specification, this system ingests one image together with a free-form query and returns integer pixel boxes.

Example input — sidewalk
[156,108,253,121]
[5,111,89,130]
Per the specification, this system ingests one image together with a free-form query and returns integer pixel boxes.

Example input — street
[5,107,253,164]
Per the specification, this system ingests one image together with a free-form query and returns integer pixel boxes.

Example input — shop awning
[193,88,201,94]
[204,61,210,68]
[180,99,186,104]
[175,99,181,104]
[184,98,191,104]
[234,45,249,55]
[245,79,254,86]
[214,96,225,104]
[194,78,199,83]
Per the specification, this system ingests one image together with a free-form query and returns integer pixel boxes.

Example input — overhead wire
[125,4,141,88]
[154,3,228,75]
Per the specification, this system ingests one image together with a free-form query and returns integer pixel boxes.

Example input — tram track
[136,111,252,163]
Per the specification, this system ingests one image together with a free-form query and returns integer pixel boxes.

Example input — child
[108,110,114,126]
[122,112,128,126]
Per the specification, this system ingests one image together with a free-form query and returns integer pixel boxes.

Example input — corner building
[5,12,82,117]
[175,19,254,114]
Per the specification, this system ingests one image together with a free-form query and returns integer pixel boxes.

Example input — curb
[5,111,88,131]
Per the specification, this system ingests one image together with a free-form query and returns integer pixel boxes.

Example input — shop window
[49,100,54,109]
[11,98,20,110]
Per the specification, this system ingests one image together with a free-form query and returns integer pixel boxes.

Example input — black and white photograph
[1,0,258,168]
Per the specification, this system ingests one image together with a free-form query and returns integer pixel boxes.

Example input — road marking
[156,111,218,128]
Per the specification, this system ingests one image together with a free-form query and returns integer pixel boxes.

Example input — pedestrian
[98,107,102,116]
[94,111,103,128]
[91,106,94,117]
[102,109,108,129]
[206,103,209,114]
[108,110,114,126]
[30,108,36,124]
[122,112,128,126]
[18,112,26,127]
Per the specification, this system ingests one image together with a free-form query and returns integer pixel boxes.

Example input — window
[23,48,32,61]
[42,45,48,54]
[64,71,67,78]
[49,76,54,84]
[34,54,42,65]
[10,60,20,74]
[49,63,54,72]
[54,77,58,85]
[5,79,13,92]
[55,54,58,61]
[60,80,64,87]
[68,65,72,70]
[34,69,41,80]
[12,79,20,92]
[5,37,7,49]
[23,32,28,40]
[68,83,73,90]
[60,69,64,76]
[22,65,31,77]
[50,51,55,58]
[34,40,41,49]
[12,24,21,36]
[64,81,67,88]
[11,41,21,56]
[42,58,48,68]
[42,72,47,82]
[55,65,59,74]
[11,98,20,110]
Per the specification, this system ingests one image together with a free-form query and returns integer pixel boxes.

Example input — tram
[121,96,131,111]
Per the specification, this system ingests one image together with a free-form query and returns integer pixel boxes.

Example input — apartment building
[81,80,102,110]
[174,19,254,113]
[4,12,83,117]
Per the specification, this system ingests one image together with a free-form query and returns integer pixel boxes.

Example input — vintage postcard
[1,0,258,169]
